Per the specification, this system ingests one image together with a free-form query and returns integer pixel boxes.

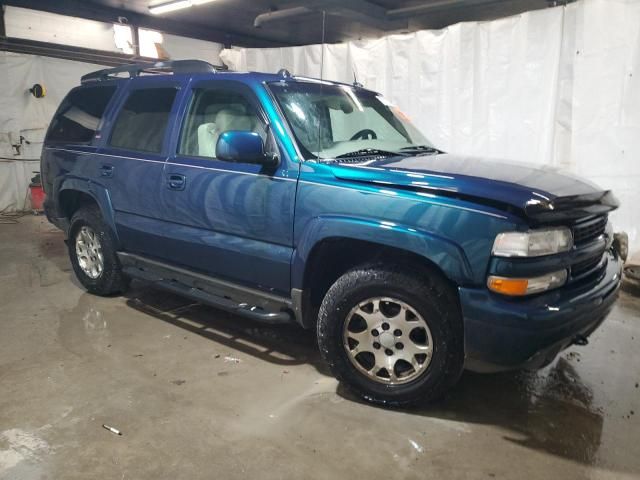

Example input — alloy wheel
[75,226,104,279]
[343,297,433,385]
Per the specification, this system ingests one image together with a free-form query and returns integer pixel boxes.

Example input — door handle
[99,164,114,178]
[167,174,186,191]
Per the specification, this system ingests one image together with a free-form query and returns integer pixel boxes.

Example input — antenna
[353,68,363,88]
[316,10,326,160]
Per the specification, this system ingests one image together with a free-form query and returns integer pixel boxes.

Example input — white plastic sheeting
[5,6,121,53]
[221,0,640,256]
[162,34,222,63]
[0,53,103,211]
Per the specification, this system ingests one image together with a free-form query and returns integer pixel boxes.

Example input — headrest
[215,109,253,132]
[204,103,247,117]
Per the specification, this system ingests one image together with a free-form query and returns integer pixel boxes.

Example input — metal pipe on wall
[254,6,312,28]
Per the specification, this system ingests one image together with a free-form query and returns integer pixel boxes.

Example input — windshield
[268,81,434,160]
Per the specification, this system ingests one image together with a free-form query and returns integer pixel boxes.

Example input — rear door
[97,80,183,258]
[156,80,297,295]
[42,83,119,206]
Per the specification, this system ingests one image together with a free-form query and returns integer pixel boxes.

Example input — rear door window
[46,86,117,144]
[109,87,178,154]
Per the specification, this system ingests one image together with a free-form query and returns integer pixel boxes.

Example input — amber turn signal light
[487,277,529,296]
[487,270,568,296]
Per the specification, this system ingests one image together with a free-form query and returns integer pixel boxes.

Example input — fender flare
[291,215,474,289]
[58,178,119,244]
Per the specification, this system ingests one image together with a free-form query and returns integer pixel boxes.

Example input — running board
[118,252,293,325]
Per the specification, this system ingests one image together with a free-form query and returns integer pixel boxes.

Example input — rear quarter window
[46,86,117,144]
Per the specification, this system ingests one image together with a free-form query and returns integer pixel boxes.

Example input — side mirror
[215,131,278,167]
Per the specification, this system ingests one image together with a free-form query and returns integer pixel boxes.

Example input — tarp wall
[221,0,640,256]
[0,53,103,212]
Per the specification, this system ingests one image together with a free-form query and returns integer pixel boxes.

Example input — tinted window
[178,88,266,159]
[46,86,116,144]
[110,88,177,153]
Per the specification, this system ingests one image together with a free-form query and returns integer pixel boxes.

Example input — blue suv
[41,60,623,406]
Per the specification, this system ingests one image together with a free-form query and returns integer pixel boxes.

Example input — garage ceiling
[2,0,559,47]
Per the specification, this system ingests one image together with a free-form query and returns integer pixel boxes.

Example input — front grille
[572,215,607,245]
[566,215,609,283]
[571,256,602,278]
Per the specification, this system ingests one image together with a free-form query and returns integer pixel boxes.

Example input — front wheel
[317,266,464,407]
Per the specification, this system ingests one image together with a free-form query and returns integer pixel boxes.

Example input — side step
[118,252,293,325]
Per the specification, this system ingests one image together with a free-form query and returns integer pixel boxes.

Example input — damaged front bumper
[460,250,623,373]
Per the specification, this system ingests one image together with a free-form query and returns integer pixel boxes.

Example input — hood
[329,154,618,222]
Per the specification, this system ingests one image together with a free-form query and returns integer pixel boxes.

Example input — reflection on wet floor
[125,285,320,367]
[433,361,603,465]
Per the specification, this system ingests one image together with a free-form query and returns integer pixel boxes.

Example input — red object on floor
[30,185,45,211]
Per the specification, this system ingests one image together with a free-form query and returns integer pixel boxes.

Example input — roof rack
[81,60,226,84]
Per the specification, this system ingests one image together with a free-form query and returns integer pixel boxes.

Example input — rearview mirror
[216,131,278,167]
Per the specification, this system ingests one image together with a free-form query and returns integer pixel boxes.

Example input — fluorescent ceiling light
[149,1,191,14]
[149,0,217,15]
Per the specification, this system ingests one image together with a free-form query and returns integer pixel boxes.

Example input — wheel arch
[58,179,119,244]
[292,216,471,328]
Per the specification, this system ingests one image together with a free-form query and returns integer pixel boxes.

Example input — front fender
[291,215,474,289]
[58,178,119,245]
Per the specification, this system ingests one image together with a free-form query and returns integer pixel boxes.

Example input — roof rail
[81,60,226,84]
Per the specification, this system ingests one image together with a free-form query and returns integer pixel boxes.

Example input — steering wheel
[350,129,377,141]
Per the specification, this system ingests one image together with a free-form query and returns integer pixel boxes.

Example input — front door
[156,80,297,295]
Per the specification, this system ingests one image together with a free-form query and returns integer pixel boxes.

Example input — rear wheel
[68,205,129,295]
[317,266,464,407]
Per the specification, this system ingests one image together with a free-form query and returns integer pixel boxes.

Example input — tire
[68,204,129,296]
[317,265,464,407]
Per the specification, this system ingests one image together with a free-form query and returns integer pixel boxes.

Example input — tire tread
[317,264,463,407]
[68,205,129,296]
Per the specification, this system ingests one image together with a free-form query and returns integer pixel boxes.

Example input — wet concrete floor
[1,215,639,479]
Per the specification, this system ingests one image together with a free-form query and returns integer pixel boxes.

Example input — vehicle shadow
[124,283,625,472]
[123,282,329,374]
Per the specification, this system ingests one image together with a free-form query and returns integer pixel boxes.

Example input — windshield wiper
[334,148,408,159]
[399,145,444,155]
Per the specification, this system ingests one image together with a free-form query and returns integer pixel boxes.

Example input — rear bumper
[460,250,622,373]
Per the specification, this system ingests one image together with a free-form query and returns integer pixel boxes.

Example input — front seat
[211,109,255,157]
[196,105,221,158]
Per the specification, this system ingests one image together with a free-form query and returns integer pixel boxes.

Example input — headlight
[492,227,573,258]
[487,270,568,296]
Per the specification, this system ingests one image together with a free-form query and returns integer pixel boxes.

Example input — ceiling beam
[0,0,294,47]
[255,0,543,33]
[0,36,145,66]
[387,0,525,17]
[255,0,407,31]
[328,0,407,31]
